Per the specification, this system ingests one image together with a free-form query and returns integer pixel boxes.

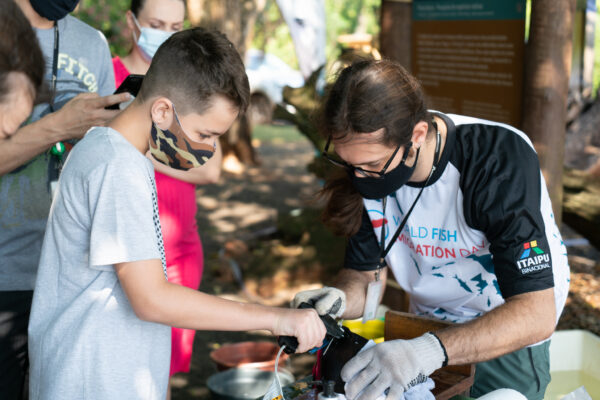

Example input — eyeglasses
[322,135,406,178]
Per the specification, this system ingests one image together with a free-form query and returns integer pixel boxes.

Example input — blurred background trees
[74,0,381,67]
[72,0,600,246]
[74,0,381,171]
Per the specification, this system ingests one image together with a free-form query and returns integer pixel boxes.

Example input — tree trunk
[185,0,267,168]
[521,0,576,224]
[562,169,600,249]
[379,0,412,70]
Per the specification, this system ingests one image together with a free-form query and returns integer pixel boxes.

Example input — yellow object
[342,319,385,343]
[545,330,600,399]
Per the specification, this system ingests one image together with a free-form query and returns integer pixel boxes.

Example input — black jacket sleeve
[456,124,554,298]
[343,207,382,271]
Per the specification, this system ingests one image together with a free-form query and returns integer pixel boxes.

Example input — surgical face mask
[149,105,215,171]
[132,14,173,60]
[30,0,79,21]
[349,143,420,200]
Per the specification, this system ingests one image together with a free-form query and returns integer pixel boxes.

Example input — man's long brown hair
[318,59,431,237]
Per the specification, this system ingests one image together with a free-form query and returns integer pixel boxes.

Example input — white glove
[291,286,346,318]
[341,333,446,400]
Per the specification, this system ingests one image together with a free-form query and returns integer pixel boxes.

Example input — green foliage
[73,1,193,57]
[73,0,132,57]
[73,0,381,67]
[324,0,381,61]
[251,0,298,69]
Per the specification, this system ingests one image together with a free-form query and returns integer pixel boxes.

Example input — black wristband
[429,331,449,367]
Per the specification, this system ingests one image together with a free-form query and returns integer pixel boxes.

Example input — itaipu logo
[516,240,550,273]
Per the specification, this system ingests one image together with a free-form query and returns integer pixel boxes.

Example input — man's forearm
[0,114,65,176]
[435,287,556,365]
[334,267,386,320]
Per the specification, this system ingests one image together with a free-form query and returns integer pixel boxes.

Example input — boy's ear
[150,97,175,129]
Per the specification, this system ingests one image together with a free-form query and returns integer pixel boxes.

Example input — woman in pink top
[112,0,222,396]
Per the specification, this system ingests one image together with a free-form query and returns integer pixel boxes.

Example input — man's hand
[291,286,346,318]
[341,333,445,400]
[271,308,326,353]
[48,92,131,140]
[0,92,133,176]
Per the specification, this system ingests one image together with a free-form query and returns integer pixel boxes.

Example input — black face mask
[30,0,79,21]
[350,142,420,200]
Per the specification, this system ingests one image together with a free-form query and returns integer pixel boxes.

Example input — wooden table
[384,310,476,400]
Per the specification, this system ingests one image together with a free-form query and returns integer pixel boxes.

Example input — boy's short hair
[0,0,45,102]
[138,27,250,116]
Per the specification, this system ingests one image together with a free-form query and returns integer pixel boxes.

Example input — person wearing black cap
[0,1,129,398]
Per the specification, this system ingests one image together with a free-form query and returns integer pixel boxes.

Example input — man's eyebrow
[358,155,387,166]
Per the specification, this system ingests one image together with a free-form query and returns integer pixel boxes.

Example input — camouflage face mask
[148,106,215,171]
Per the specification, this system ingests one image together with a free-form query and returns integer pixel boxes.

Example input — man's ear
[150,97,174,129]
[410,121,429,149]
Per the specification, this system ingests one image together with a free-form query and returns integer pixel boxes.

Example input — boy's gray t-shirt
[28,127,170,400]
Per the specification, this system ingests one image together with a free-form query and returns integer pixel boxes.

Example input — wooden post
[185,0,266,168]
[521,0,576,224]
[379,0,412,70]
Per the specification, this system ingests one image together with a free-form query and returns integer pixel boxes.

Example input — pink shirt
[112,56,130,88]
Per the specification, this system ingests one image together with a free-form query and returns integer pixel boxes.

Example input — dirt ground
[171,133,325,399]
[170,129,600,399]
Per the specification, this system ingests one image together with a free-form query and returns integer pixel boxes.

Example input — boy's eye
[192,133,212,141]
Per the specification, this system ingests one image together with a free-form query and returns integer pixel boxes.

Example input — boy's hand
[47,92,131,140]
[272,308,326,353]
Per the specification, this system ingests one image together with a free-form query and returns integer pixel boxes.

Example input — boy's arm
[115,259,327,353]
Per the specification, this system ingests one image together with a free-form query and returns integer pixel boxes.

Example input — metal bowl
[207,367,295,400]
[209,341,289,371]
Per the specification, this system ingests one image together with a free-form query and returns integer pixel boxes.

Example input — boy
[28,28,326,399]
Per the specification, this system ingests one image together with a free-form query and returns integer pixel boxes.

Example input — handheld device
[320,326,369,393]
[105,74,144,110]
[277,302,345,354]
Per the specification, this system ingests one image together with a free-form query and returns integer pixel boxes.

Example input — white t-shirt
[28,127,170,400]
[345,113,570,324]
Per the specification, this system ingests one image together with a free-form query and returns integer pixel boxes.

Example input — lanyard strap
[375,123,442,279]
[50,22,59,112]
